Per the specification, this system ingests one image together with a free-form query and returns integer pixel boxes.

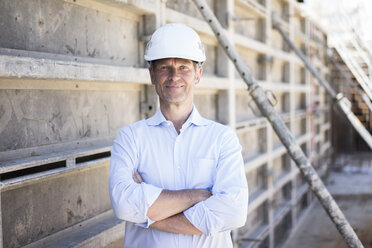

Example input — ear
[149,67,155,85]
[194,66,203,85]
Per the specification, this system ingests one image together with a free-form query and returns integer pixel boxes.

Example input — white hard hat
[144,23,206,63]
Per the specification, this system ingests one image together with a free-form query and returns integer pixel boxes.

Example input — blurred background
[0,0,371,247]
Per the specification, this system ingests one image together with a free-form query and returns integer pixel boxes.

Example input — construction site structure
[305,0,372,153]
[273,21,372,154]
[330,50,372,153]
[0,0,346,247]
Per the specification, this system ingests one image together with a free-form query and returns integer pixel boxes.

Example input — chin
[164,96,187,103]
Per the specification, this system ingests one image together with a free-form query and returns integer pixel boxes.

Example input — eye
[180,65,189,71]
[159,65,169,70]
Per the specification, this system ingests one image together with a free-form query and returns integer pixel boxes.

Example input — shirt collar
[146,106,209,127]
[146,107,167,126]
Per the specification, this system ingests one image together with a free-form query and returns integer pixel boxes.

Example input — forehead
[153,58,194,66]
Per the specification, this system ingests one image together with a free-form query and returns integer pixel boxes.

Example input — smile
[165,85,184,89]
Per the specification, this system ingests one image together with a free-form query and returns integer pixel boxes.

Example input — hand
[133,170,144,184]
[147,188,212,221]
[150,213,203,235]
[195,189,212,202]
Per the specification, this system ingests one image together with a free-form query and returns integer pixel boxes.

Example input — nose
[168,67,181,81]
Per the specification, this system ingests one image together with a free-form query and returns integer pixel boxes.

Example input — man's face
[149,58,202,106]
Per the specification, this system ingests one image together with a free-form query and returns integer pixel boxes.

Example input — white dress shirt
[109,107,248,248]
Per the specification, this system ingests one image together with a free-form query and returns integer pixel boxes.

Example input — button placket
[173,135,186,189]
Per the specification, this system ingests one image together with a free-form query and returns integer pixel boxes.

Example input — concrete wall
[0,0,141,65]
[3,163,110,248]
[0,0,332,248]
[0,85,139,155]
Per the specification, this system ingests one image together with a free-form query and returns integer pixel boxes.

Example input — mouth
[165,85,184,89]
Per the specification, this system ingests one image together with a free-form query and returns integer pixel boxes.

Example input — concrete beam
[23,210,124,248]
[0,51,150,84]
[2,162,111,248]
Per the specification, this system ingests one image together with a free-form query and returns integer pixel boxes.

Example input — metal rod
[336,93,372,149]
[274,25,337,98]
[191,1,364,247]
[329,53,372,112]
[273,22,372,150]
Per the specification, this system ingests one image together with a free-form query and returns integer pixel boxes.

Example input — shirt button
[177,166,180,169]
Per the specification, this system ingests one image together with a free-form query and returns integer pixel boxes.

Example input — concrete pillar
[216,0,236,129]
[289,1,298,231]
[215,1,238,245]
[263,1,275,248]
[140,0,167,119]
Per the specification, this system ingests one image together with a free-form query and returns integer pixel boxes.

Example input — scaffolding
[273,23,372,150]
[192,0,364,247]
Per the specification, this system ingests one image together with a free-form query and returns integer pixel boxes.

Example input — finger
[136,172,144,183]
[133,170,143,183]
[132,170,139,183]
[137,172,144,183]
[132,170,140,183]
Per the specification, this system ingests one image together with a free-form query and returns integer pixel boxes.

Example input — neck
[160,102,193,134]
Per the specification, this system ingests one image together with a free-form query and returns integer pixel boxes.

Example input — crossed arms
[109,126,248,236]
[132,170,211,234]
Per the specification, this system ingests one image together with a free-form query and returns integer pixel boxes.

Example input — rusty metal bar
[274,22,372,150]
[191,0,364,247]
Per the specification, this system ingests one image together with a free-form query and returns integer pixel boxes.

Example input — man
[109,23,248,248]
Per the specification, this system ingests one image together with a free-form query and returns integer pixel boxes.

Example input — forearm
[132,170,211,222]
[147,189,211,221]
[184,187,248,235]
[150,212,203,235]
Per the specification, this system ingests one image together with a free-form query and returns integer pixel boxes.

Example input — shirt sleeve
[184,127,249,235]
[109,126,163,226]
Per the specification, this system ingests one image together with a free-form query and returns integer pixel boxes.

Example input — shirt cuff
[184,201,209,235]
[140,182,163,228]
[135,217,156,228]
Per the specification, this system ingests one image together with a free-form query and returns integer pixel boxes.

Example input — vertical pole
[263,2,274,247]
[192,0,364,247]
[305,14,313,176]
[226,0,236,130]
[263,1,275,247]
[216,0,236,129]
[141,0,167,118]
[267,128,274,248]
[215,1,237,245]
[287,0,298,236]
